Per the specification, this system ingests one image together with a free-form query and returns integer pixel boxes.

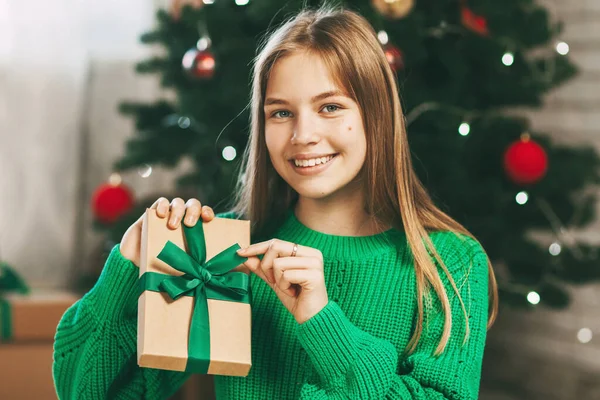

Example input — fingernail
[169,217,178,226]
[236,248,246,254]
[185,216,194,225]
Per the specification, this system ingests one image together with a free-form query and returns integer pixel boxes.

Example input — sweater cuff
[85,244,140,322]
[295,301,366,385]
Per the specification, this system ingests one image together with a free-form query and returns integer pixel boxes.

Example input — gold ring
[291,243,298,257]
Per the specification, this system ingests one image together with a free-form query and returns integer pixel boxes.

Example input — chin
[294,189,335,200]
[288,181,345,200]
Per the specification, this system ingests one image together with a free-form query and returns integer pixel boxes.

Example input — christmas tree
[94,0,600,309]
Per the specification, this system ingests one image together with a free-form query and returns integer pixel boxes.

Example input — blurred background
[1,0,599,399]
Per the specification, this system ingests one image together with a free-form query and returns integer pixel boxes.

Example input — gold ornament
[372,0,415,19]
[170,0,204,20]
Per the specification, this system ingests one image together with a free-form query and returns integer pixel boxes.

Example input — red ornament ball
[461,5,489,36]
[182,48,215,79]
[384,45,404,72]
[91,182,135,223]
[503,135,548,185]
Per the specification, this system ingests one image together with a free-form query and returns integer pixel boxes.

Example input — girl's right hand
[119,197,215,267]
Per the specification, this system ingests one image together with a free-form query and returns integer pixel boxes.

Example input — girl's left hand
[237,239,328,324]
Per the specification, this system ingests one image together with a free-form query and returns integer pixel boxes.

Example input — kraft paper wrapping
[0,291,79,342]
[137,208,252,376]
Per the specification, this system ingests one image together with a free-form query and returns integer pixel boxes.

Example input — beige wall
[0,0,180,288]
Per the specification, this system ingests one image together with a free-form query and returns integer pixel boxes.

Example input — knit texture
[53,208,490,399]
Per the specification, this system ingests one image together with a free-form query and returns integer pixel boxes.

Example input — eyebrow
[264,90,347,106]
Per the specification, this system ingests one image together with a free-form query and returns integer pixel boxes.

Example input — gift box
[137,208,252,376]
[0,262,79,342]
[0,343,56,399]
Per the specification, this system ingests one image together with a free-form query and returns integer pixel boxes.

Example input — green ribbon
[0,261,30,340]
[137,222,250,373]
[0,299,11,340]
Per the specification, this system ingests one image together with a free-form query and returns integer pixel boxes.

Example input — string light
[577,328,593,344]
[138,164,153,178]
[377,30,389,45]
[235,0,249,5]
[222,146,237,161]
[555,41,569,55]
[527,291,540,305]
[515,191,529,205]
[502,52,514,66]
[536,198,586,261]
[196,37,211,51]
[178,117,191,129]
[458,122,471,136]
[202,0,215,4]
[549,242,561,256]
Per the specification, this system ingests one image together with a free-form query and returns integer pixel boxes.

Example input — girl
[53,5,498,400]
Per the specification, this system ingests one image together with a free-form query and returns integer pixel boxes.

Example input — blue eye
[322,104,340,113]
[272,110,291,119]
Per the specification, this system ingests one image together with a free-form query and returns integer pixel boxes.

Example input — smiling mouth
[291,154,338,168]
[288,153,339,176]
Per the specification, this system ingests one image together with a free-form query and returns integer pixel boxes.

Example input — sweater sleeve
[52,244,191,400]
[295,236,490,400]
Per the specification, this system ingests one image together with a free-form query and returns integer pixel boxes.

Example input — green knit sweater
[53,209,490,399]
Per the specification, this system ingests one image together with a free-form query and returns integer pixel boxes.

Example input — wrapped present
[0,262,79,342]
[137,208,252,376]
[0,292,79,342]
[0,343,56,399]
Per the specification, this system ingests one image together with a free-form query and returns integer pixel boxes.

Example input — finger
[238,240,299,284]
[279,270,298,298]
[238,239,298,257]
[200,205,214,222]
[261,239,297,284]
[150,197,170,218]
[272,256,318,277]
[273,257,321,294]
[281,268,321,289]
[242,256,272,286]
[278,269,311,297]
[236,240,273,256]
[259,241,279,284]
[168,197,186,229]
[273,258,305,297]
[183,199,202,227]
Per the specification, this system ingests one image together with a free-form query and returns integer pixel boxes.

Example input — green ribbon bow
[137,222,250,373]
[0,261,31,340]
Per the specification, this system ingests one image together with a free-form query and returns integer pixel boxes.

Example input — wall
[0,0,180,287]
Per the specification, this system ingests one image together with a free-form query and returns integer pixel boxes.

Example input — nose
[291,113,320,145]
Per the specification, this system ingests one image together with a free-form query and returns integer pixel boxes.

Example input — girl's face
[264,51,367,202]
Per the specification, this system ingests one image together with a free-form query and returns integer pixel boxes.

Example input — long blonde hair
[229,4,498,356]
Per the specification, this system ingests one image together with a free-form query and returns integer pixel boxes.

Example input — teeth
[294,155,335,167]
